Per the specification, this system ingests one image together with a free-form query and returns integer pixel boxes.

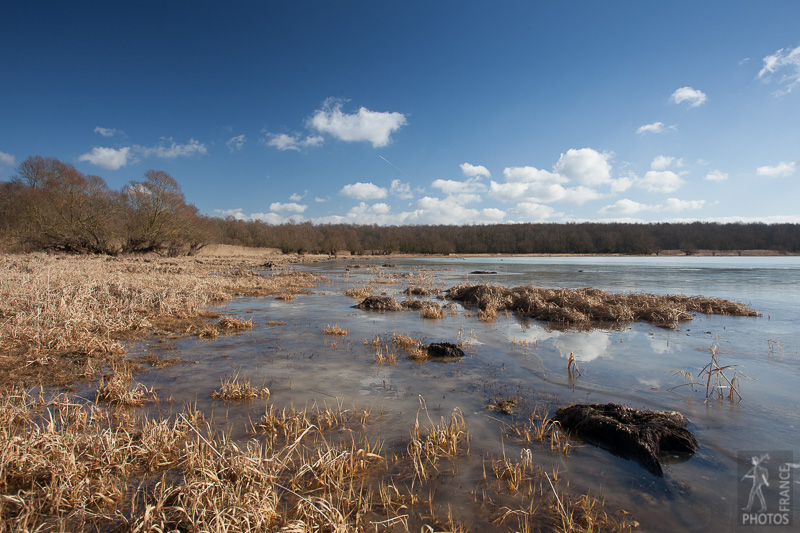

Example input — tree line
[2,156,799,256]
[1,156,215,254]
[212,218,800,255]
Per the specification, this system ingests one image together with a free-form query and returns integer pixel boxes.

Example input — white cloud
[460,162,491,178]
[314,197,330,203]
[431,176,487,195]
[406,196,504,225]
[78,146,132,170]
[308,98,407,147]
[264,133,324,151]
[502,166,565,184]
[226,134,246,152]
[269,202,307,213]
[508,202,559,220]
[136,138,207,159]
[390,179,414,199]
[599,197,704,215]
[705,169,729,182]
[599,198,648,215]
[0,151,15,167]
[489,179,599,205]
[636,121,676,135]
[756,161,796,177]
[758,44,800,94]
[554,148,613,186]
[94,126,122,137]
[289,191,307,202]
[660,198,705,211]
[638,170,684,193]
[650,155,683,170]
[670,86,708,107]
[339,181,388,200]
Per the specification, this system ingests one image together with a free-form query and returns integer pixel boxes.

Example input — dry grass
[0,252,320,387]
[211,373,270,401]
[323,324,349,336]
[0,387,636,532]
[344,285,374,299]
[95,364,157,407]
[448,283,759,329]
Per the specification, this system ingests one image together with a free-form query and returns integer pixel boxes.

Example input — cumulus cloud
[705,169,729,182]
[460,162,491,178]
[214,208,301,225]
[554,148,613,186]
[756,161,796,177]
[650,155,683,171]
[390,179,414,199]
[758,44,800,94]
[289,191,307,202]
[269,202,307,213]
[0,151,15,167]
[94,126,122,137]
[136,138,207,159]
[339,182,388,200]
[599,197,704,215]
[670,86,708,107]
[308,98,407,147]
[264,133,324,151]
[502,166,565,184]
[78,146,132,170]
[226,134,246,152]
[636,121,676,135]
[485,148,622,207]
[508,202,559,220]
[638,170,684,193]
[431,176,487,195]
[406,196,505,225]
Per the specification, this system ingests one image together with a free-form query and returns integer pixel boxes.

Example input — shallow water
[127,256,800,531]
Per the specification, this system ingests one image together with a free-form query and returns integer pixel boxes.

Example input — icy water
[129,256,800,532]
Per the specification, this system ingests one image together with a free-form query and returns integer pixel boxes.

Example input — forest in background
[2,156,800,256]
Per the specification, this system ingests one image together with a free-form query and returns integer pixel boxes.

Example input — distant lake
[130,255,800,532]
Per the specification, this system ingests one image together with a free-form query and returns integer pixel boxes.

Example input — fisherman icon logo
[738,451,795,527]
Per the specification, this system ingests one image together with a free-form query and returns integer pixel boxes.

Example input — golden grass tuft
[211,373,270,401]
[96,365,157,407]
[323,324,349,336]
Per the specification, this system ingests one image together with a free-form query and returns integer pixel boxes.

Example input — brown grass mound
[447,283,759,329]
[354,295,402,311]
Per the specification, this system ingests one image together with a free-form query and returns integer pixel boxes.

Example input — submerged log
[354,296,402,311]
[554,402,698,476]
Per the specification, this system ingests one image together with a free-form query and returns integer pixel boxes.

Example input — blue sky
[1,1,799,225]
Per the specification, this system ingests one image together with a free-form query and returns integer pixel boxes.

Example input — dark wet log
[554,402,698,476]
[425,342,465,358]
[470,270,498,274]
[354,296,402,311]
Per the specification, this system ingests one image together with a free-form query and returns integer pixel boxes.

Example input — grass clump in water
[448,283,759,329]
[211,373,270,401]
